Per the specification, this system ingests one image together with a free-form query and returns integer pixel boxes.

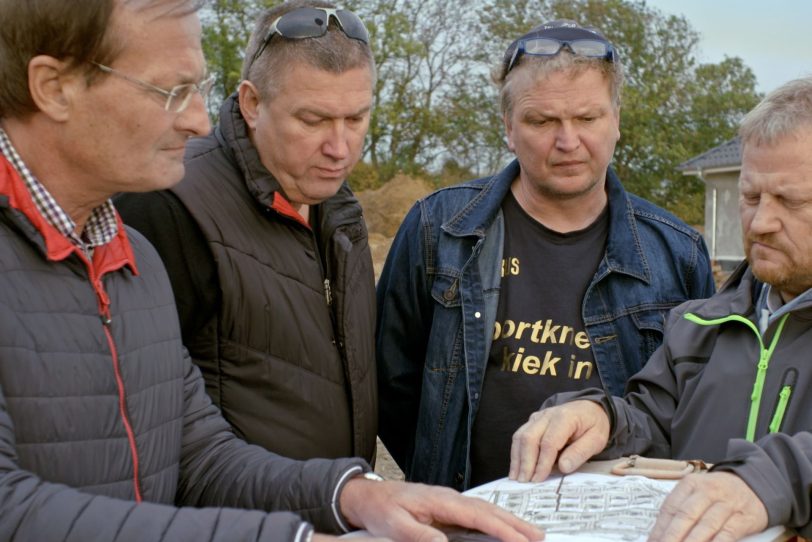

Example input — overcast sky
[642,0,812,93]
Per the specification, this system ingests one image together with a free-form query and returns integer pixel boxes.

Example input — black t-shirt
[469,190,608,486]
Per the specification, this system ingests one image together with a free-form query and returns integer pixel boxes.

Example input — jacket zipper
[324,278,332,307]
[768,368,797,433]
[86,258,143,503]
[684,311,789,442]
[101,313,143,502]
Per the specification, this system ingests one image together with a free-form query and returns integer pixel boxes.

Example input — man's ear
[503,113,515,153]
[238,80,261,129]
[27,55,77,122]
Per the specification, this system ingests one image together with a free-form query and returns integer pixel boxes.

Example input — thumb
[409,525,448,542]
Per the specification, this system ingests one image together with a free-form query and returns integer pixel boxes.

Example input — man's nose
[176,93,211,137]
[554,121,580,152]
[747,196,781,234]
[322,121,350,160]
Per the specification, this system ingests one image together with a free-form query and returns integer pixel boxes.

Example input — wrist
[339,471,386,530]
[359,471,385,482]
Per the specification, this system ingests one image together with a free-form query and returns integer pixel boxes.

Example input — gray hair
[241,0,376,101]
[739,76,812,147]
[495,49,624,118]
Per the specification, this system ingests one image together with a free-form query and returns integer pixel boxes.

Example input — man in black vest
[117,0,378,464]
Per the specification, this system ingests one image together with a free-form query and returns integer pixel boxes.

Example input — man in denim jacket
[375,19,715,491]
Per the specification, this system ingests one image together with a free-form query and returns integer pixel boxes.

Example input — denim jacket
[375,160,715,490]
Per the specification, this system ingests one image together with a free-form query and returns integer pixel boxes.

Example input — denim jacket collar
[442,159,650,282]
[440,160,515,239]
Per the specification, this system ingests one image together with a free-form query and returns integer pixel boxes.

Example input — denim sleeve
[375,201,433,475]
[690,233,716,300]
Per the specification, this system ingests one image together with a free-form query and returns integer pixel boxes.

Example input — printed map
[463,473,786,542]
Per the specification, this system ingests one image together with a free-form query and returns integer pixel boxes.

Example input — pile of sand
[357,174,434,237]
[357,174,434,278]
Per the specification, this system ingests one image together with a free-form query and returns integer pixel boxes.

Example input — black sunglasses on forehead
[504,36,615,76]
[245,7,369,74]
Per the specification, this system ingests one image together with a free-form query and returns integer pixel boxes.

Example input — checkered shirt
[0,127,118,256]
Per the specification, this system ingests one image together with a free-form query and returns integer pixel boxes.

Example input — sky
[641,0,812,93]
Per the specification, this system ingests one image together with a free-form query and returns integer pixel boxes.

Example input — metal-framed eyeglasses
[91,62,215,113]
[245,7,369,75]
[505,37,615,75]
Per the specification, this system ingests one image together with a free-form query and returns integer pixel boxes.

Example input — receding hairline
[103,0,203,66]
[502,62,619,116]
[258,58,375,103]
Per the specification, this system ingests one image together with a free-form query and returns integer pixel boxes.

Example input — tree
[352,0,488,184]
[199,0,761,222]
[200,0,280,116]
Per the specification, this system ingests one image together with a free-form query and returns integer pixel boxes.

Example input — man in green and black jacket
[509,76,812,541]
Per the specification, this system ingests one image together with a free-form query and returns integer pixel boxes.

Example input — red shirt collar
[0,154,138,276]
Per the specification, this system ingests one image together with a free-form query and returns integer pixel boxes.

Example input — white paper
[463,473,786,542]
[342,472,788,541]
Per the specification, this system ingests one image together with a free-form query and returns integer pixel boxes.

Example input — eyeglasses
[245,7,369,74]
[505,37,615,75]
[91,62,215,113]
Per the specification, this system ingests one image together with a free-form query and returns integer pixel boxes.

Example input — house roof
[678,137,742,175]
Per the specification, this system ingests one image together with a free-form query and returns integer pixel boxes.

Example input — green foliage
[347,160,382,191]
[200,0,281,114]
[433,159,477,188]
[200,0,762,221]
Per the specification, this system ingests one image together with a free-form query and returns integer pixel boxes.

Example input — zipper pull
[769,368,798,433]
[324,278,332,306]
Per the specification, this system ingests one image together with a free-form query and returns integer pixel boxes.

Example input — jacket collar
[693,261,812,321]
[217,92,281,211]
[443,159,650,281]
[215,92,363,233]
[0,154,137,276]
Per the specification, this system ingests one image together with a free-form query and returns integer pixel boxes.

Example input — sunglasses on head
[246,7,369,74]
[505,37,615,75]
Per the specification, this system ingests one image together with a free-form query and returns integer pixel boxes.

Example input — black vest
[170,110,377,462]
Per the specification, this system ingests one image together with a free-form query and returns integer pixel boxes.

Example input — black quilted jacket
[0,156,368,541]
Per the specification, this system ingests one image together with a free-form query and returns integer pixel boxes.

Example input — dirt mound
[367,232,394,279]
[357,174,434,238]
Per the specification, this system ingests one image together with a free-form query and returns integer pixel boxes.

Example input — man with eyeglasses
[376,19,715,491]
[117,0,378,467]
[0,1,544,541]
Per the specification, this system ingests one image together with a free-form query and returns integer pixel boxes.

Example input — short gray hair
[739,76,812,147]
[495,50,624,117]
[241,0,376,102]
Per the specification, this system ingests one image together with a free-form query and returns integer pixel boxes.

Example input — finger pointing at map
[509,401,611,482]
